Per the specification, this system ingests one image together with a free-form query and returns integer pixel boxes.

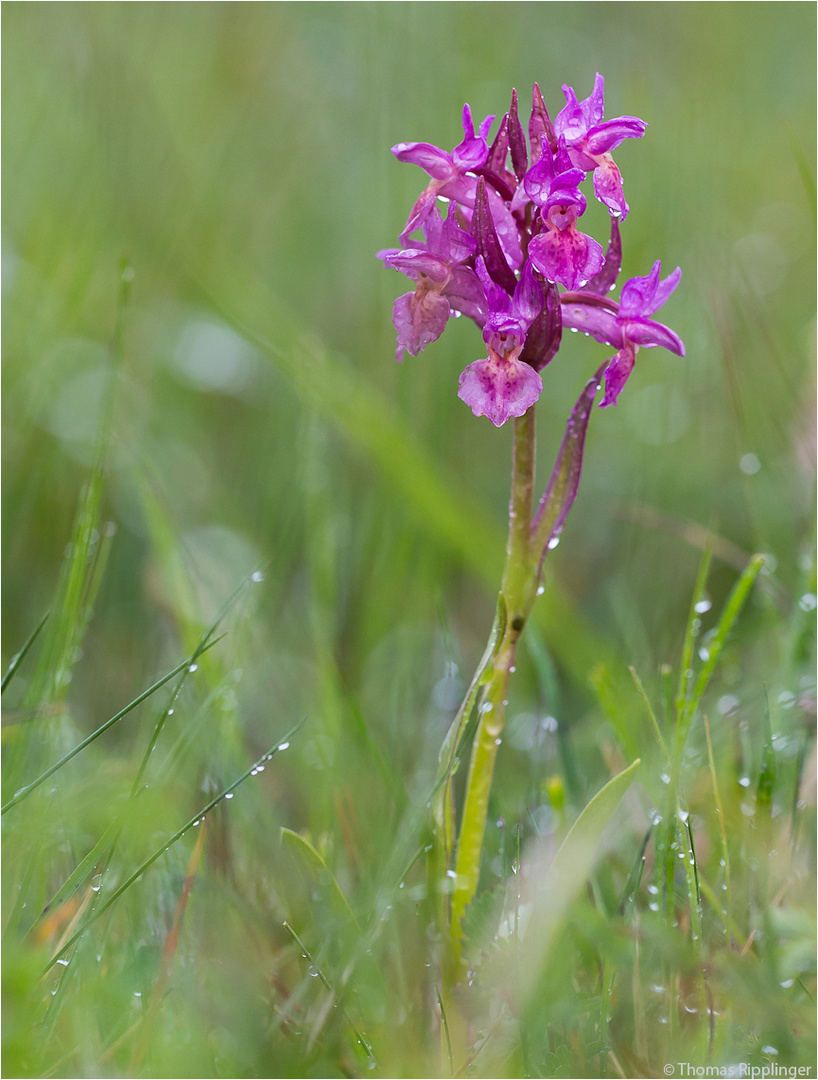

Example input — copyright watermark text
[664,1066,812,1079]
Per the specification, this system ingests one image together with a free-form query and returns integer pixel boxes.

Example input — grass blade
[1,612,50,695]
[44,717,306,973]
[1,636,224,815]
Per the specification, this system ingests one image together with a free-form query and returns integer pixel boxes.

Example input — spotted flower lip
[457,258,544,426]
[378,205,483,361]
[553,73,647,219]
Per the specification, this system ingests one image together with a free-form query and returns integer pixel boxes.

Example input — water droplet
[167,708,174,716]
[55,958,70,966]
[570,327,579,333]
[648,884,659,895]
[277,741,290,751]
[536,585,545,595]
[780,979,794,989]
[739,452,761,475]
[508,665,516,674]
[694,597,712,614]
[762,1046,779,1056]
[224,792,234,800]
[494,738,502,746]
[251,570,265,583]
[777,690,796,709]
[717,694,739,716]
[738,776,751,788]
[480,702,493,714]
[192,819,200,826]
[648,901,660,912]
[256,764,265,773]
[660,772,671,785]
[446,870,457,878]
[188,663,199,673]
[547,536,560,549]
[698,647,711,661]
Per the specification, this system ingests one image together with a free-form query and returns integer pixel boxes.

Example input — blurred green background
[2,3,815,1077]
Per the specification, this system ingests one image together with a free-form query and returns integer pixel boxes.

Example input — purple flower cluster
[379,76,684,425]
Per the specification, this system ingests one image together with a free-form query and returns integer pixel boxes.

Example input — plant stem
[449,406,539,973]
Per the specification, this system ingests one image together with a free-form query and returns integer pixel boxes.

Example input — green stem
[449,407,539,973]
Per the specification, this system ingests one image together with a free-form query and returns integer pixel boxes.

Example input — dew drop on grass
[647,884,659,895]
[660,772,671,785]
[648,902,659,912]
[799,592,817,611]
[55,958,70,967]
[251,570,265,583]
[224,792,234,800]
[694,597,712,614]
[188,663,198,673]
[167,708,174,716]
[255,765,265,773]
[277,742,290,751]
[537,585,545,595]
[738,776,751,788]
[780,979,794,989]
[547,536,560,549]
[495,738,502,746]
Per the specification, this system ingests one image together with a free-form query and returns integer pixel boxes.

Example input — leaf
[503,758,641,1005]
[530,361,607,564]
[550,758,642,882]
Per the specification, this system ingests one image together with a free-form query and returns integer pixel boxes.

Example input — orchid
[561,260,685,405]
[380,78,681,424]
[378,80,685,1059]
[553,73,647,219]
[392,104,495,241]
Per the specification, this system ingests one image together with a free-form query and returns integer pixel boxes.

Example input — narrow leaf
[531,361,607,563]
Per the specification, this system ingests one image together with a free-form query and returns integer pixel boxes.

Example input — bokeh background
[2,3,815,1077]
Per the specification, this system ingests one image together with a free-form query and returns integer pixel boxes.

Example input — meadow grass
[2,4,815,1077]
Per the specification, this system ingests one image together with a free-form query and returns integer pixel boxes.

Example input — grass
[2,4,815,1077]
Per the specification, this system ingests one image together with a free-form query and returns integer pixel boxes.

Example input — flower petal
[458,354,543,426]
[560,299,623,348]
[592,155,629,219]
[528,227,605,290]
[624,317,685,355]
[599,345,636,407]
[392,290,450,361]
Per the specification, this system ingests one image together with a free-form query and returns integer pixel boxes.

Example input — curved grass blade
[43,717,306,973]
[280,827,359,929]
[550,758,642,882]
[1,611,49,695]
[1,636,225,816]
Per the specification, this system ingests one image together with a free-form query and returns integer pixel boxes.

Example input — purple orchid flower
[392,104,495,241]
[377,204,484,362]
[553,73,647,220]
[560,260,684,406]
[523,138,605,290]
[458,258,545,426]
